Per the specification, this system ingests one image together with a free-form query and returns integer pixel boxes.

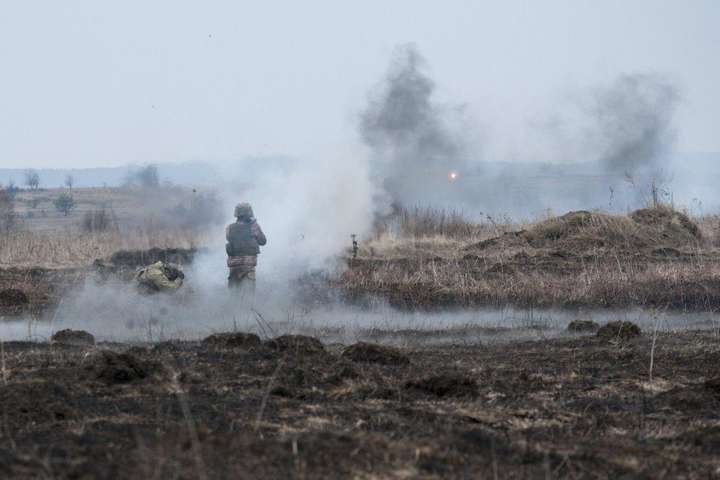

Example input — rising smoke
[13,48,697,344]
[360,44,472,213]
[359,46,685,218]
[586,73,680,176]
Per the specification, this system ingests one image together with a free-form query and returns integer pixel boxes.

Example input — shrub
[0,189,19,233]
[81,208,118,232]
[53,193,76,216]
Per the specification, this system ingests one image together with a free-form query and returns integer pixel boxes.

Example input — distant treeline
[0,162,221,189]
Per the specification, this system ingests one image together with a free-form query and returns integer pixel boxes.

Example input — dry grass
[0,185,219,268]
[0,226,207,268]
[365,207,521,258]
[342,259,720,310]
[342,206,720,310]
[12,186,221,233]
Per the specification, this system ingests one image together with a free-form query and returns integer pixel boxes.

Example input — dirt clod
[704,377,720,395]
[596,321,642,340]
[82,350,154,384]
[266,335,325,355]
[0,288,29,307]
[202,332,262,349]
[568,320,600,333]
[341,342,410,366]
[51,329,95,346]
[405,374,479,398]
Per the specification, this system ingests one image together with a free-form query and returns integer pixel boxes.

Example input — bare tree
[24,170,40,190]
[64,174,75,190]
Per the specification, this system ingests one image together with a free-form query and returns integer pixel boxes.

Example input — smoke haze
[360,45,471,213]
[357,46,688,218]
[587,73,680,176]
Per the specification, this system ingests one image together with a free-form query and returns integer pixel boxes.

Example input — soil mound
[341,342,410,366]
[468,207,702,254]
[51,329,95,346]
[153,341,190,354]
[266,335,326,355]
[524,210,644,250]
[567,320,600,333]
[202,332,262,350]
[109,247,198,268]
[596,321,642,340]
[463,231,528,251]
[405,374,479,398]
[0,288,29,307]
[630,206,701,241]
[82,350,157,384]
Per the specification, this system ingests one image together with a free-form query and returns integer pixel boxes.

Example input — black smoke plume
[587,73,679,175]
[360,44,469,213]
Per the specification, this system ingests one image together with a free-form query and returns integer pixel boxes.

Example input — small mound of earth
[202,332,262,349]
[0,288,29,307]
[704,377,720,395]
[468,206,702,255]
[152,341,183,354]
[109,247,198,267]
[463,230,528,251]
[341,342,410,366]
[523,210,639,250]
[325,361,361,384]
[596,321,642,340]
[630,206,701,241]
[405,374,479,398]
[51,329,95,346]
[266,335,325,355]
[82,350,158,384]
[567,320,600,333]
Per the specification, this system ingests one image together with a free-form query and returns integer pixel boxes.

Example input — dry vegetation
[0,186,215,268]
[340,206,720,311]
[0,228,206,268]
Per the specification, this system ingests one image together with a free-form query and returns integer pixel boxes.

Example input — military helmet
[234,202,254,219]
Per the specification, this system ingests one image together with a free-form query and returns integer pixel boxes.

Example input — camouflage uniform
[226,203,267,290]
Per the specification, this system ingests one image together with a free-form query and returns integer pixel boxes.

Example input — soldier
[226,203,267,292]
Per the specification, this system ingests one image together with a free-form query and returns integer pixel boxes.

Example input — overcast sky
[0,1,718,169]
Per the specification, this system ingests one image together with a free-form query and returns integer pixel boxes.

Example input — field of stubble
[2,191,720,478]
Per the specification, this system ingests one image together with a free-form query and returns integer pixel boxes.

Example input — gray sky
[0,0,718,168]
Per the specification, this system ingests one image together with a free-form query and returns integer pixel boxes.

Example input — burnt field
[1,207,720,478]
[1,328,720,478]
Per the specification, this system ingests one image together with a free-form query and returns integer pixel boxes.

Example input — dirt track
[1,330,719,478]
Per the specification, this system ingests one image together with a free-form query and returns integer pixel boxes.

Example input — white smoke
[209,155,375,278]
